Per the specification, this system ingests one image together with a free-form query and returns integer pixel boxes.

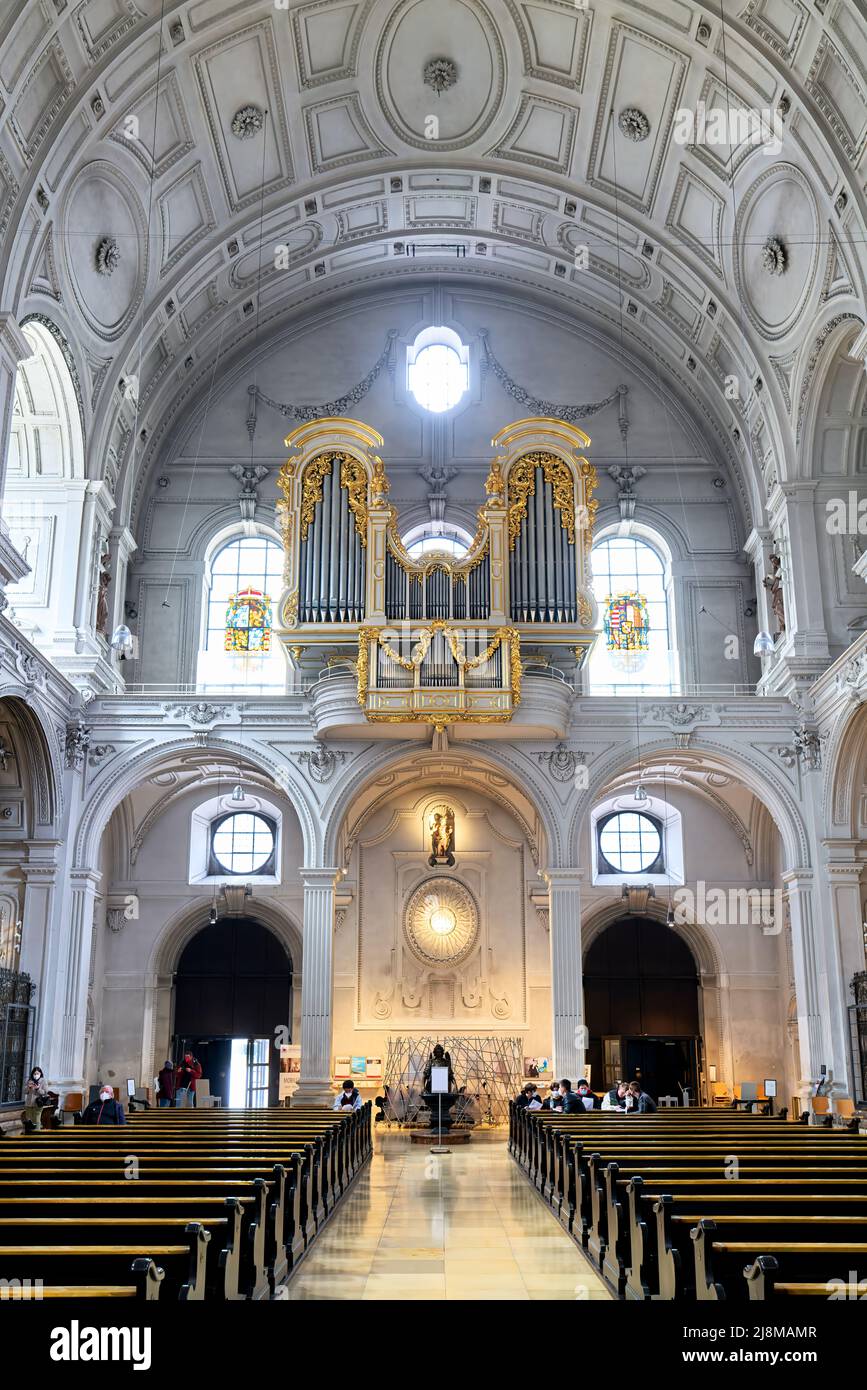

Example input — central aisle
[286,1131,612,1300]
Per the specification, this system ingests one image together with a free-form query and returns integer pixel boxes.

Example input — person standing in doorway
[175,1052,203,1108]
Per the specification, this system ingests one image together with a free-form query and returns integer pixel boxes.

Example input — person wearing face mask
[23,1066,48,1132]
[81,1085,127,1125]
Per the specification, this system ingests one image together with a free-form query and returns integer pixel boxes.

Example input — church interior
[0,0,867,1337]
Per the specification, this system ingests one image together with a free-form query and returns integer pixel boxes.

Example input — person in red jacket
[175,1052,203,1108]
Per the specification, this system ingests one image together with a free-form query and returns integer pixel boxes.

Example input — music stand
[430,1065,450,1155]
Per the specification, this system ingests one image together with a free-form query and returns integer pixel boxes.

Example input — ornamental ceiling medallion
[405,876,479,968]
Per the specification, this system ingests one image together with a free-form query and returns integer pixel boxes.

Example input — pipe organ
[275,416,598,729]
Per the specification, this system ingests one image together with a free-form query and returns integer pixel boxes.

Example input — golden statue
[428,805,456,865]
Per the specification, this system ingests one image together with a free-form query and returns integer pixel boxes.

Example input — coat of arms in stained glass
[603,592,650,652]
[224,587,272,653]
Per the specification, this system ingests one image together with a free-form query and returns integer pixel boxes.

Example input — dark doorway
[172,917,292,1106]
[585,917,700,1101]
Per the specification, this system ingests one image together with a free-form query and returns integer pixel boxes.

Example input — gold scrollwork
[340,456,369,545]
[284,589,299,629]
[355,624,522,721]
[507,451,576,550]
[300,454,333,541]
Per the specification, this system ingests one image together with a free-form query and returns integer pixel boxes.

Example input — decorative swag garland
[377,623,508,671]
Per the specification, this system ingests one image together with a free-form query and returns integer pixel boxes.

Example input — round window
[211,813,275,875]
[598,812,662,873]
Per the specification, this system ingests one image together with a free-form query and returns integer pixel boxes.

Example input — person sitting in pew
[81,1085,127,1125]
[553,1079,585,1114]
[333,1079,362,1111]
[541,1082,561,1110]
[576,1080,597,1111]
[515,1083,539,1110]
[601,1081,629,1111]
[624,1081,657,1114]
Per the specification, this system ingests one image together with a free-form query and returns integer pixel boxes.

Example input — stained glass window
[588,535,676,694]
[205,537,282,651]
[604,592,650,652]
[224,587,272,653]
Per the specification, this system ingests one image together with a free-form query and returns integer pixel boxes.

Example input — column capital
[68,868,102,890]
[0,312,31,366]
[781,869,814,888]
[541,867,585,889]
[300,866,343,890]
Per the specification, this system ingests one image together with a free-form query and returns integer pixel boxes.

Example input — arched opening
[172,916,293,1107]
[584,917,700,1101]
[5,319,88,663]
[196,529,285,692]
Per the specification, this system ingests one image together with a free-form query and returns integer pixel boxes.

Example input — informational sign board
[279,1045,301,1100]
[764,1078,777,1097]
[430,1065,450,1094]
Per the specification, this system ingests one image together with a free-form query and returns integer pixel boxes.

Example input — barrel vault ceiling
[0,0,865,531]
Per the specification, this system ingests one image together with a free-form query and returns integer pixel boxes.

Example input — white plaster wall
[94,780,305,1086]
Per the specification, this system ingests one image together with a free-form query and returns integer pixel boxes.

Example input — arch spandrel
[73,735,320,872]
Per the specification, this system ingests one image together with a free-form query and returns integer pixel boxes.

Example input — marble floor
[285,1131,612,1301]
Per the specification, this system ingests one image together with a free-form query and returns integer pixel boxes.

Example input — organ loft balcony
[273,416,599,740]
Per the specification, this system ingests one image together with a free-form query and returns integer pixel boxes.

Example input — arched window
[4,320,87,664]
[587,532,677,694]
[401,522,473,559]
[197,533,284,691]
[406,327,470,413]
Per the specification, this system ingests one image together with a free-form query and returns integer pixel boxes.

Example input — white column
[744,527,774,638]
[0,314,32,592]
[40,869,101,1088]
[784,869,852,1101]
[292,867,341,1107]
[107,525,137,638]
[545,869,586,1082]
[18,844,61,991]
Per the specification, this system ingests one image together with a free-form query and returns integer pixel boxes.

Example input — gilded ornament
[300,454,333,540]
[507,452,576,549]
[340,455,369,545]
[485,457,506,501]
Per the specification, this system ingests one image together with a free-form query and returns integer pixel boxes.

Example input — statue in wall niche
[95,551,111,637]
[762,553,786,635]
[428,804,456,866]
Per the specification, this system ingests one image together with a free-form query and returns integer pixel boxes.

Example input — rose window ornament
[618,108,651,142]
[404,877,479,967]
[231,105,265,140]
[423,58,458,94]
[761,236,788,276]
[95,236,120,276]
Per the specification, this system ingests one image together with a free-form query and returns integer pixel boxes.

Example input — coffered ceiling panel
[109,72,195,180]
[805,35,867,164]
[304,93,392,174]
[488,95,577,175]
[742,0,808,64]
[665,167,726,278]
[73,0,141,61]
[194,20,295,212]
[292,0,375,88]
[506,0,592,90]
[9,35,75,161]
[587,24,688,215]
[374,0,507,152]
[156,164,216,276]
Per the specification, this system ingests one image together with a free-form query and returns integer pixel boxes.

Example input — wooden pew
[690,1220,867,1300]
[1,1104,372,1300]
[745,1255,866,1300]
